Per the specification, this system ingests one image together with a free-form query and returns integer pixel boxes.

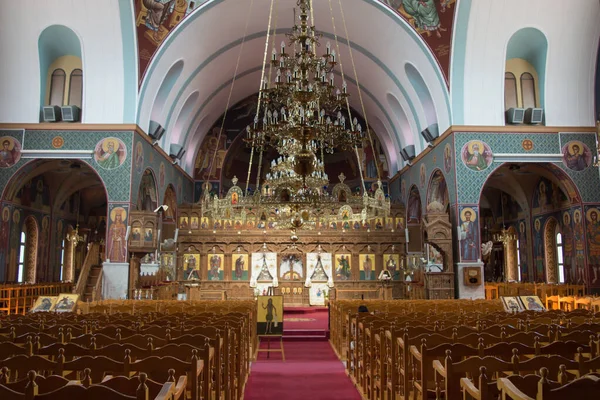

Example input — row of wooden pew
[0,300,255,400]
[330,299,600,400]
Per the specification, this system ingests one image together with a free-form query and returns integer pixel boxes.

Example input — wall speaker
[42,106,61,122]
[505,108,525,124]
[420,123,439,143]
[524,108,544,124]
[148,120,166,142]
[61,106,80,122]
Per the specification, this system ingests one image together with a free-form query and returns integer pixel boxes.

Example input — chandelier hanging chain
[327,0,367,194]
[336,0,381,182]
[209,0,256,183]
[201,0,391,230]
[245,0,276,196]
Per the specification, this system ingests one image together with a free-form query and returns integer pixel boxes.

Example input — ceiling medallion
[52,136,64,149]
[521,139,533,151]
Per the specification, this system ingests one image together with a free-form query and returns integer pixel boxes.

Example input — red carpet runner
[243,341,362,400]
[244,307,360,399]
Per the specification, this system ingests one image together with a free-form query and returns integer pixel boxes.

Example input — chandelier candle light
[201,0,389,230]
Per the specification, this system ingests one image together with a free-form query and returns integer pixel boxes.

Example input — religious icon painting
[458,206,479,262]
[309,283,329,306]
[520,296,545,311]
[183,253,200,280]
[200,217,209,229]
[257,295,283,336]
[30,296,57,313]
[383,254,400,280]
[135,141,144,173]
[94,137,127,170]
[208,253,224,281]
[107,206,128,263]
[144,227,153,243]
[232,253,249,281]
[334,253,352,280]
[395,217,405,230]
[386,217,394,230]
[461,140,492,172]
[419,164,427,188]
[179,216,189,229]
[443,143,452,173]
[52,293,79,313]
[359,254,375,281]
[501,296,524,312]
[159,162,166,188]
[0,136,22,168]
[190,216,199,230]
[561,140,592,172]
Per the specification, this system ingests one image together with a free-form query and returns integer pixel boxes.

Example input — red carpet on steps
[244,341,362,400]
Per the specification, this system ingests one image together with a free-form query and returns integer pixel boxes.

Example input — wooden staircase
[82,265,103,302]
[74,242,103,302]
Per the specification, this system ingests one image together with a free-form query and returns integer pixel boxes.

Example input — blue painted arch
[138,0,451,150]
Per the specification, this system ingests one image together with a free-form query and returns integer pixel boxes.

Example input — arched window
[556,230,565,283]
[516,239,521,282]
[49,68,66,106]
[59,239,66,281]
[521,72,536,109]
[17,230,26,282]
[68,69,83,108]
[504,72,518,109]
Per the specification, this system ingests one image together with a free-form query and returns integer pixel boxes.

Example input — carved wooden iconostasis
[169,204,409,305]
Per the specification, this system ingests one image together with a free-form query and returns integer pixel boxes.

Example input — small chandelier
[493,227,517,246]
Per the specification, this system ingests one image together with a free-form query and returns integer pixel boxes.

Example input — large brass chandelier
[200,0,390,230]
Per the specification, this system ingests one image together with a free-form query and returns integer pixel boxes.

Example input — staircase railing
[92,269,103,302]
[74,242,101,297]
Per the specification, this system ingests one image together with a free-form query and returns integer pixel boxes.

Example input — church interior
[1,0,600,399]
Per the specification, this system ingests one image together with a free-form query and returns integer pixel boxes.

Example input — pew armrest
[433,360,446,378]
[173,375,187,400]
[155,382,175,400]
[460,377,480,399]
[497,377,535,400]
[409,345,421,362]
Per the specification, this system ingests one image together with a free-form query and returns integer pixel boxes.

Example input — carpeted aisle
[244,340,362,400]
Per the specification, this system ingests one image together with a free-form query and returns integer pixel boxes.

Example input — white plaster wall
[461,0,600,126]
[0,0,126,123]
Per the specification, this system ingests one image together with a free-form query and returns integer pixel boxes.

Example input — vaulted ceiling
[136,0,452,176]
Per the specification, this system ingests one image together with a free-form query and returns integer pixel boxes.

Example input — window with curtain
[68,69,83,108]
[521,72,536,109]
[504,72,518,110]
[556,231,565,283]
[49,69,66,106]
[18,230,26,282]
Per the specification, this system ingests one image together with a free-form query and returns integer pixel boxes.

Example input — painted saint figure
[143,0,175,42]
[337,255,351,280]
[209,254,221,280]
[586,209,600,284]
[0,139,18,168]
[97,140,122,169]
[363,255,373,280]
[534,219,544,282]
[562,212,574,283]
[262,298,277,334]
[402,0,447,38]
[108,209,127,263]
[234,255,245,280]
[564,143,588,171]
[459,209,479,261]
[465,143,488,171]
[573,210,586,284]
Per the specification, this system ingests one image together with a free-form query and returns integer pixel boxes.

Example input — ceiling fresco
[134,0,456,85]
